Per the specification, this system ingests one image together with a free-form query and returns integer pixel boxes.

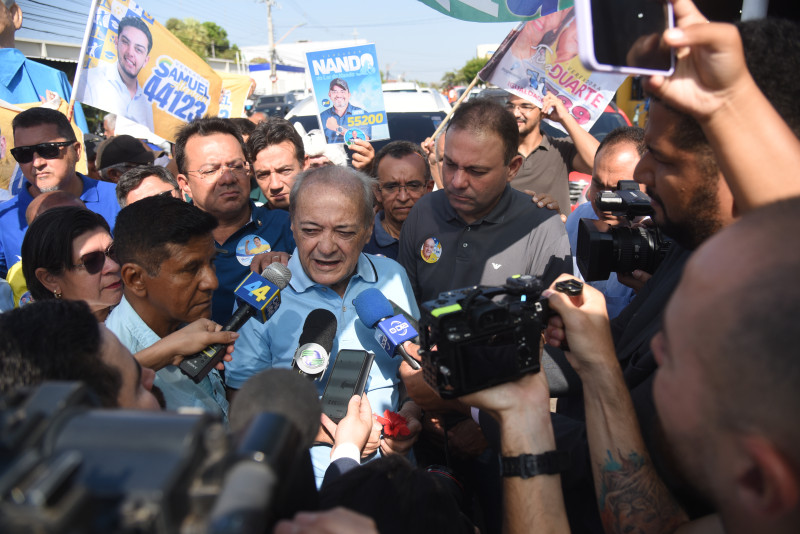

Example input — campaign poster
[418,0,573,23]
[73,0,221,142]
[218,73,256,119]
[0,96,87,194]
[479,7,626,132]
[305,44,389,145]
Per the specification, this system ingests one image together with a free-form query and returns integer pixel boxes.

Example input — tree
[166,18,241,61]
[460,57,489,84]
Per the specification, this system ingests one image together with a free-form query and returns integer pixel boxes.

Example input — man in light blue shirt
[565,126,645,319]
[106,195,229,420]
[225,165,420,484]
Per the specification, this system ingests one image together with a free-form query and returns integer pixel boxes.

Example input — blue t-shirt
[320,103,371,143]
[0,48,88,132]
[211,202,295,323]
[0,174,120,278]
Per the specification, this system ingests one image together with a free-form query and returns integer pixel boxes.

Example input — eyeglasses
[378,181,426,195]
[186,161,249,181]
[505,103,538,113]
[73,244,117,275]
[11,141,75,164]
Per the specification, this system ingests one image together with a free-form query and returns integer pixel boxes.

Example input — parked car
[251,93,298,117]
[285,84,451,154]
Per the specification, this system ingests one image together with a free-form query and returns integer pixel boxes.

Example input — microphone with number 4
[291,309,338,381]
[179,262,292,383]
[353,288,421,370]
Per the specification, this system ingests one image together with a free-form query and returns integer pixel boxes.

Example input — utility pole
[256,0,278,94]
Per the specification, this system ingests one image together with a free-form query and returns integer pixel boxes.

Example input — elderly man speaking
[225,165,421,484]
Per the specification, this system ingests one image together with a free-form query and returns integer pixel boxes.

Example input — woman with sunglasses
[21,206,237,374]
[22,206,121,322]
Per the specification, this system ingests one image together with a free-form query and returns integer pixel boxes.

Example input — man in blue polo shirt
[173,117,295,323]
[320,78,371,144]
[225,165,421,486]
[0,107,119,278]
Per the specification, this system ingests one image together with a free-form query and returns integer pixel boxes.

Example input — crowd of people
[1,0,799,532]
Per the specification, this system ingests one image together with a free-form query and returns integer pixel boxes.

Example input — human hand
[541,93,570,124]
[644,0,752,123]
[398,343,459,414]
[330,394,374,455]
[380,401,422,457]
[347,139,375,172]
[250,252,291,274]
[274,507,378,534]
[524,189,561,213]
[161,319,237,369]
[617,269,652,293]
[543,274,616,376]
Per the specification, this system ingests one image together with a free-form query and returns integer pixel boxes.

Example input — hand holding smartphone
[575,0,675,76]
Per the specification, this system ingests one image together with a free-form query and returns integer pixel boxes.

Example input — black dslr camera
[577,180,671,281]
[419,275,554,398]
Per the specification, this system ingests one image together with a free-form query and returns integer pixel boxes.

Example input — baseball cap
[329,78,349,92]
[95,135,155,169]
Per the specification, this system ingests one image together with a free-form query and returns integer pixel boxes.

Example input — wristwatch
[500,451,570,479]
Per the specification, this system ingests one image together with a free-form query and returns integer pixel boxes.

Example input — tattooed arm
[545,275,689,534]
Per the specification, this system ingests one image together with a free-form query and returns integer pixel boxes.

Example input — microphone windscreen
[261,262,292,289]
[352,288,394,328]
[297,309,337,353]
[230,369,321,448]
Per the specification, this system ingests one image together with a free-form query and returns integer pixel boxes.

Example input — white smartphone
[574,0,675,76]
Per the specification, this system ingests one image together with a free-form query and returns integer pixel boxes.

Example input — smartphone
[320,349,375,424]
[574,0,675,76]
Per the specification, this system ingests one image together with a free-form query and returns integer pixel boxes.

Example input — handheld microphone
[291,309,338,381]
[353,288,421,370]
[388,299,420,343]
[179,263,292,383]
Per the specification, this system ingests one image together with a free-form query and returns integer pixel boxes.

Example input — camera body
[577,180,671,281]
[419,275,548,399]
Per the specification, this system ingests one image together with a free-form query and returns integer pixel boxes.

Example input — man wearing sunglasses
[364,141,433,260]
[0,107,120,279]
[174,117,295,324]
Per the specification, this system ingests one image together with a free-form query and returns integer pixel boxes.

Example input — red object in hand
[376,410,411,438]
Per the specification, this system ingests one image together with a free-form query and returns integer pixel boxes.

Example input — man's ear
[507,154,523,182]
[302,154,310,170]
[10,3,22,31]
[177,174,193,200]
[121,263,148,298]
[735,434,800,519]
[35,267,60,295]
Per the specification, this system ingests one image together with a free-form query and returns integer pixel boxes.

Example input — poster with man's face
[73,0,221,141]
[306,44,389,145]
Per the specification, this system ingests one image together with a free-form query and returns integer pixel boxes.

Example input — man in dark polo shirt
[397,98,571,304]
[364,141,433,260]
[507,93,599,216]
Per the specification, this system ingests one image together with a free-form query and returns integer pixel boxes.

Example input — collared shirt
[224,251,419,485]
[362,211,399,260]
[512,134,577,217]
[565,202,635,319]
[80,61,154,131]
[0,173,120,278]
[106,295,229,420]
[211,201,295,323]
[0,48,88,132]
[320,103,372,143]
[397,186,572,304]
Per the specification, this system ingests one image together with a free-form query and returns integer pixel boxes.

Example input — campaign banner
[218,73,256,119]
[0,96,87,194]
[305,44,389,145]
[478,6,626,132]
[417,0,573,23]
[73,0,221,142]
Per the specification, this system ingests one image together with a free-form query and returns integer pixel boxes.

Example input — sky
[16,0,519,84]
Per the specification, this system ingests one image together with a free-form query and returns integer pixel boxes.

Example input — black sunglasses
[11,141,75,164]
[73,244,117,275]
